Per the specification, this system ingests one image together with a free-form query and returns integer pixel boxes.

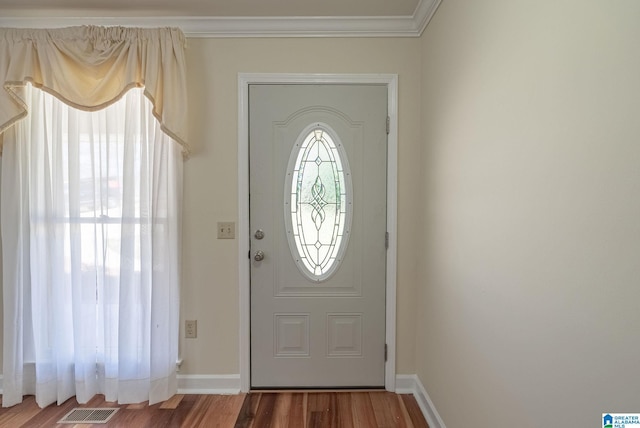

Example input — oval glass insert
[284,124,352,282]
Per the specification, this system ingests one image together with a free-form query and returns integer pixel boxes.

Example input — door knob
[254,229,265,240]
[254,250,265,261]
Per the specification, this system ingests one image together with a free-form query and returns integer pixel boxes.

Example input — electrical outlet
[185,320,197,339]
[217,222,235,239]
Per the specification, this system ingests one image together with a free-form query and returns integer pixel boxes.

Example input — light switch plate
[217,222,235,239]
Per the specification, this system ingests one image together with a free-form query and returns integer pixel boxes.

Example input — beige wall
[0,37,421,381]
[418,0,640,426]
[181,37,422,375]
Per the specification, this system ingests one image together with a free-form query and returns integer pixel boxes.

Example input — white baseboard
[2,372,441,426]
[177,374,241,395]
[395,374,446,428]
[0,374,242,396]
[395,374,420,394]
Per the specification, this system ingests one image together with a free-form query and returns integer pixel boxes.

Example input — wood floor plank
[146,407,182,428]
[227,394,248,426]
[234,392,261,428]
[306,392,327,428]
[252,392,277,428]
[396,394,415,428]
[107,402,161,428]
[156,393,198,428]
[160,394,185,410]
[400,395,429,428]
[180,394,216,427]
[0,396,41,427]
[196,394,246,428]
[369,391,408,428]
[84,393,108,407]
[306,392,338,428]
[336,392,355,428]
[270,392,292,428]
[350,391,379,427]
[126,401,149,410]
[106,408,151,427]
[287,393,307,428]
[327,393,339,428]
[28,397,79,428]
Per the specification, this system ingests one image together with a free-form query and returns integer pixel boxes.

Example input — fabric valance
[0,25,189,154]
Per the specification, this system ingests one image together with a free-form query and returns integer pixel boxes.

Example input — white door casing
[238,73,398,392]
[250,84,387,387]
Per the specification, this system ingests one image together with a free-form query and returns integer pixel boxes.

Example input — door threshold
[250,387,386,393]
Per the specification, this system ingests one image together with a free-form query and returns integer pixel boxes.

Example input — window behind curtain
[1,84,181,407]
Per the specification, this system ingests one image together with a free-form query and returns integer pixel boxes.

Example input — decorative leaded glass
[285,125,352,282]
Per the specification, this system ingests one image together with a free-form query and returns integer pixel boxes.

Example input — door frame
[238,73,398,392]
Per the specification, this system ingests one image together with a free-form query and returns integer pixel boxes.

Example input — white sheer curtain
[1,84,182,407]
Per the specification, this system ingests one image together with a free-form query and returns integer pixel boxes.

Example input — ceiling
[0,0,441,37]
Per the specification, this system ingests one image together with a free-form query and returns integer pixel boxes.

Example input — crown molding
[0,0,441,38]
[414,0,443,35]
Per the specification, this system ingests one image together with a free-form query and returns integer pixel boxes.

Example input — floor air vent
[58,408,119,424]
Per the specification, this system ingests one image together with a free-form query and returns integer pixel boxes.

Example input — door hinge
[385,232,389,249]
[386,116,390,135]
[384,344,388,362]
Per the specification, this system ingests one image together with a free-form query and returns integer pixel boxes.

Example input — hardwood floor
[0,392,428,427]
[234,391,428,428]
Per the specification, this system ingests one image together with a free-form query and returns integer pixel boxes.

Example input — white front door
[249,84,388,388]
